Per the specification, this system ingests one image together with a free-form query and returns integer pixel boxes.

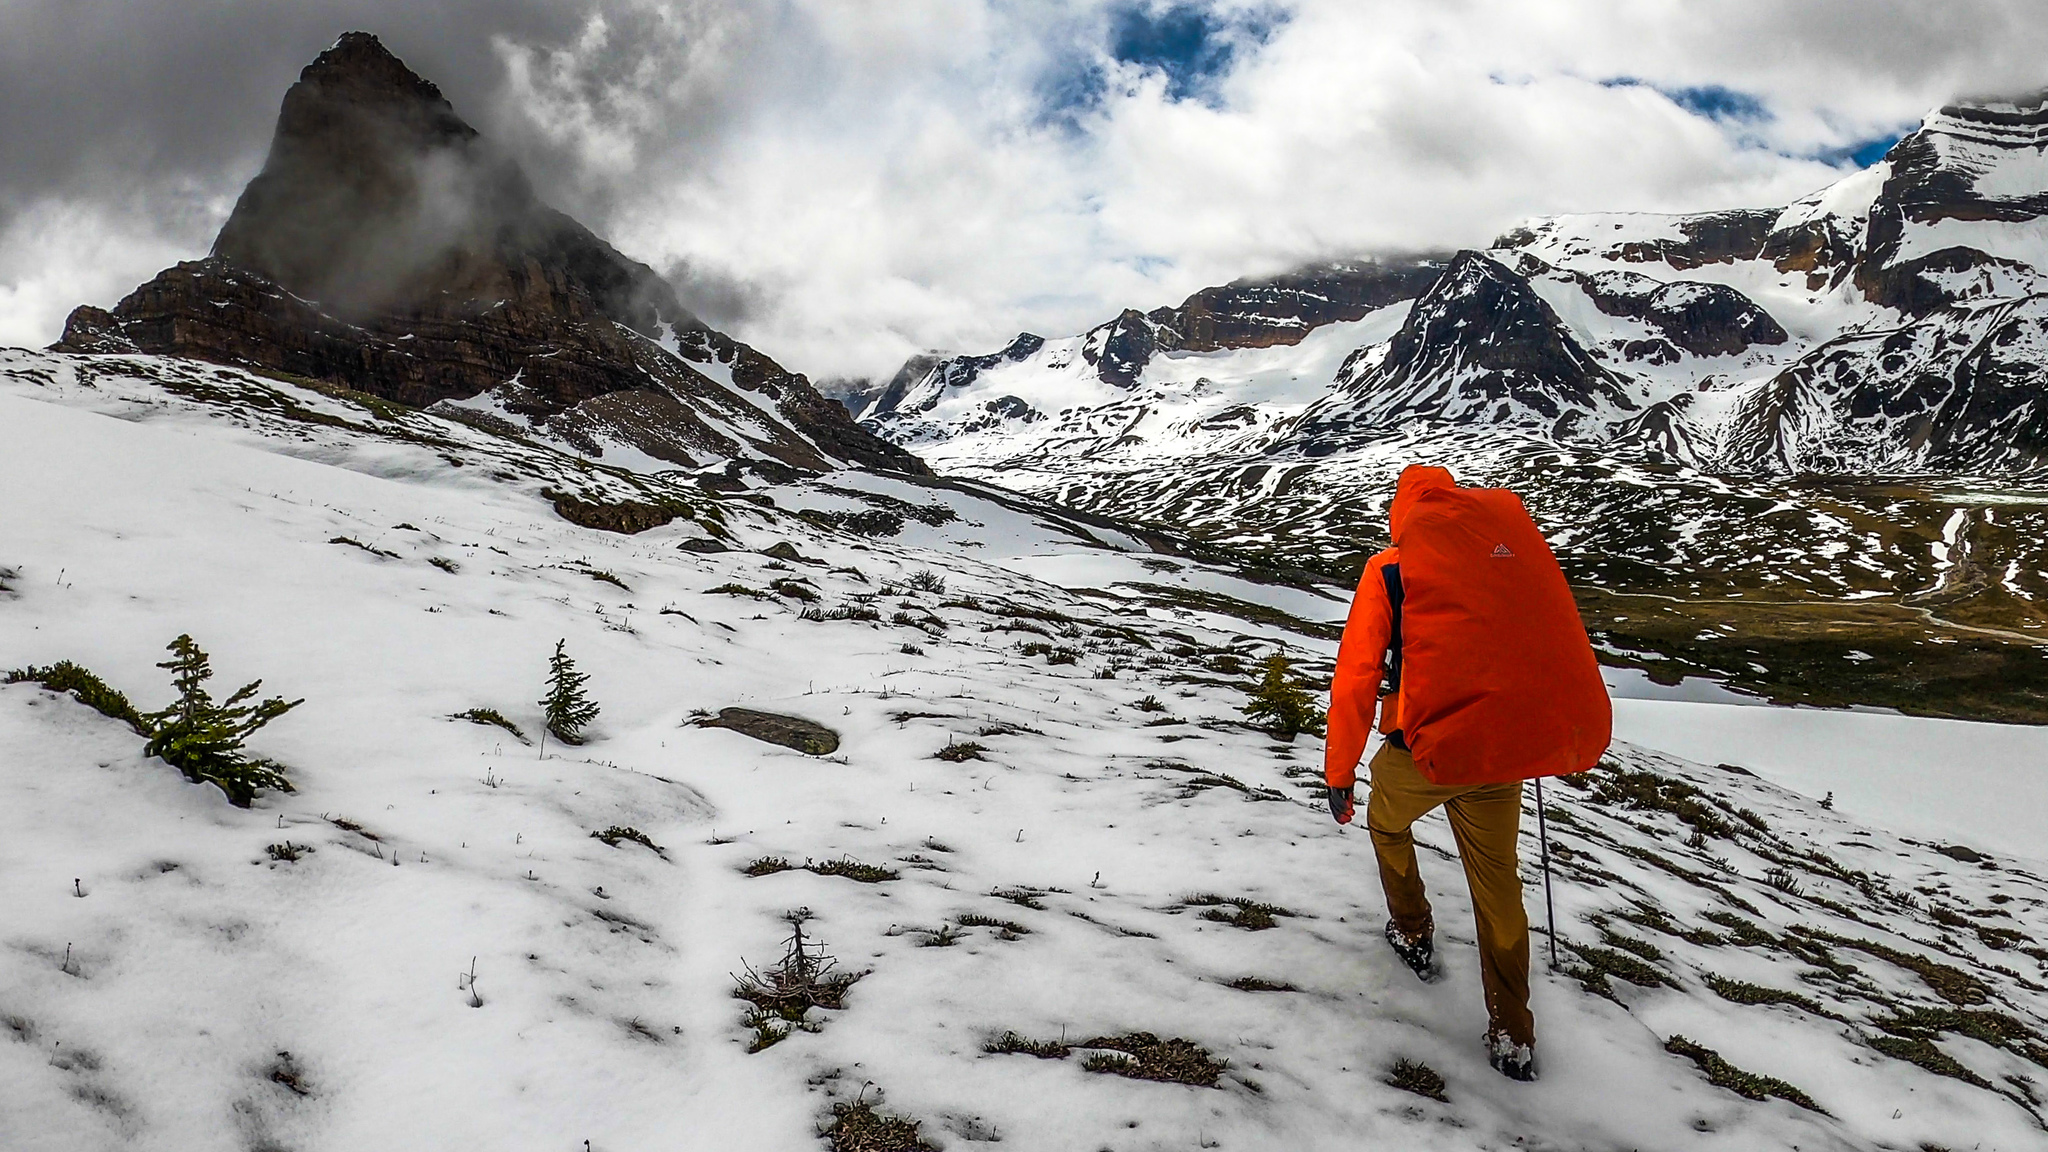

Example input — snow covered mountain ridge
[867,87,2048,481]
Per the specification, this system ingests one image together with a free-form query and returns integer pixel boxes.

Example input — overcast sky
[4,0,2047,382]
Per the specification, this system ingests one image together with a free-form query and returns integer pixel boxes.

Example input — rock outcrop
[1308,251,1636,440]
[697,708,841,756]
[1574,268,1788,358]
[1152,259,1446,353]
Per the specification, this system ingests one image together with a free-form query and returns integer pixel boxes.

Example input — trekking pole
[1535,777,1558,970]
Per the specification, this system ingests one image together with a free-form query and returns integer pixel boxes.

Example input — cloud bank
[5,0,2047,381]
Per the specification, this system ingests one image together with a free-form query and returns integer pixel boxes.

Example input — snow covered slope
[4,352,2048,1150]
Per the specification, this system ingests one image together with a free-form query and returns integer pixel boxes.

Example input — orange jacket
[1325,548,1396,790]
[1325,466,1457,791]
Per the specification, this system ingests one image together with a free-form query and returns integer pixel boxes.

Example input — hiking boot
[1384,919,1438,983]
[1485,1030,1536,1082]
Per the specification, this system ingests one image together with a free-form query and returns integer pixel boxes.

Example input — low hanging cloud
[4,0,2047,380]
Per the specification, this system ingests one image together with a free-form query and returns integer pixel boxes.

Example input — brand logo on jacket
[1491,544,1515,558]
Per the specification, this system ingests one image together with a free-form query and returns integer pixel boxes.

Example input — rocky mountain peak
[298,31,462,120]
[56,32,925,479]
[212,32,559,319]
[1377,252,1628,405]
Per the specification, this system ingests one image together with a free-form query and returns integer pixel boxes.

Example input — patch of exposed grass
[957,913,1030,938]
[1664,1035,1826,1112]
[1701,910,1780,948]
[1584,763,1737,839]
[808,857,899,883]
[1564,943,1672,999]
[428,556,460,574]
[591,826,663,855]
[1763,866,1805,897]
[327,815,376,839]
[992,887,1051,910]
[935,740,986,762]
[1875,1007,2048,1071]
[1079,1033,1225,1087]
[1113,581,1341,642]
[328,535,398,559]
[985,1031,1071,1059]
[801,604,883,623]
[449,707,528,743]
[1226,976,1298,993]
[1867,1035,1993,1089]
[1385,1058,1448,1102]
[743,856,795,877]
[1611,904,1725,947]
[824,1099,937,1152]
[1797,929,1988,1005]
[5,661,146,733]
[265,841,312,863]
[581,567,629,591]
[1176,771,1286,802]
[1184,893,1298,931]
[1574,585,2048,727]
[904,570,947,594]
[1597,927,1663,962]
[1701,973,1830,1017]
[798,508,906,537]
[1018,641,1080,665]
[709,582,770,599]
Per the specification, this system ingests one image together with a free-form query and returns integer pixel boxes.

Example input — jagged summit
[1309,250,1636,439]
[55,33,922,479]
[211,31,534,314]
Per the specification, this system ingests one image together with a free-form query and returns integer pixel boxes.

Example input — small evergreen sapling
[539,639,599,748]
[1242,654,1326,740]
[143,635,303,807]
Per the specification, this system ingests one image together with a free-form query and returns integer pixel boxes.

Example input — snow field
[3,374,2047,1150]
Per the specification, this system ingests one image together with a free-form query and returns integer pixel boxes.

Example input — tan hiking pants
[1365,740,1534,1047]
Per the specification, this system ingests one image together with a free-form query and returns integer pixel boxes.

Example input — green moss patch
[824,1099,937,1152]
[1664,1035,1825,1113]
[1078,1033,1225,1087]
[1385,1058,1448,1102]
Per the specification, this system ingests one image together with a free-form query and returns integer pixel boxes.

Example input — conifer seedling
[539,639,599,750]
[1242,654,1326,740]
[143,634,302,807]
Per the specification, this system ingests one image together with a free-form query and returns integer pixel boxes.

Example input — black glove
[1327,786,1355,825]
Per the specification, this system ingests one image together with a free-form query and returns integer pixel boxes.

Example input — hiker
[1324,465,1610,1082]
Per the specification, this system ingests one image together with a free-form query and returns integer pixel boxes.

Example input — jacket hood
[1390,464,1457,539]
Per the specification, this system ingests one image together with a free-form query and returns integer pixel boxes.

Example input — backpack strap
[1381,561,1407,751]
[1381,561,1404,693]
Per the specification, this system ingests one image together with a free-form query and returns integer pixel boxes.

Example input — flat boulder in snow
[698,707,840,755]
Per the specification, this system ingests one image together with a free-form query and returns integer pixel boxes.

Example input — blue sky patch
[1039,1,1285,122]
[1602,77,1774,125]
[1813,131,1907,168]
[1111,3,1241,102]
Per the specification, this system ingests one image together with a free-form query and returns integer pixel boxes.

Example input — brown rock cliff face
[57,32,923,477]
